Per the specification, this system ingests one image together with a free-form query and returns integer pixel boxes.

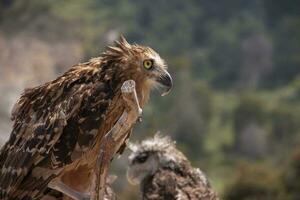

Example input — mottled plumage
[0,37,172,199]
[127,135,219,200]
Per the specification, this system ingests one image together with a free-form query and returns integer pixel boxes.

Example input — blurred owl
[127,135,219,200]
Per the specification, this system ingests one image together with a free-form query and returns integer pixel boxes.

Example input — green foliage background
[0,0,300,199]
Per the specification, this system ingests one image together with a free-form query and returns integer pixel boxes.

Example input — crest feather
[115,35,132,53]
[103,35,134,60]
[128,133,176,160]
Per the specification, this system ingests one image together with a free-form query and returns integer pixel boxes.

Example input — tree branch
[91,80,142,200]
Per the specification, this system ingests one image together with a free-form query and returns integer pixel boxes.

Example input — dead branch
[91,80,142,200]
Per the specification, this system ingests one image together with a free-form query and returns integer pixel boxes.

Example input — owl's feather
[0,36,165,199]
[142,166,218,200]
[128,135,219,200]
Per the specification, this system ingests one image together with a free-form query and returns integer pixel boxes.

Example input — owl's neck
[135,81,151,108]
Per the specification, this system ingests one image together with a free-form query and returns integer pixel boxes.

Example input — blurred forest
[0,0,300,199]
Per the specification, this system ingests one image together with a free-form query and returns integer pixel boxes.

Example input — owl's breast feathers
[143,164,219,200]
[0,58,132,199]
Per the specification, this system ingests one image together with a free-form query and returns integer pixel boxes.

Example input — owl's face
[106,36,173,97]
[127,151,159,185]
[127,136,180,185]
[124,46,173,97]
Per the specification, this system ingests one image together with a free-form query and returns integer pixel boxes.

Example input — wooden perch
[47,80,141,200]
[91,80,142,200]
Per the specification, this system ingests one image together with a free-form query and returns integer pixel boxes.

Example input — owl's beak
[156,69,173,96]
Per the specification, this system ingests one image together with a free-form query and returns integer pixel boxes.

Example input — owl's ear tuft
[119,35,130,45]
[115,35,131,52]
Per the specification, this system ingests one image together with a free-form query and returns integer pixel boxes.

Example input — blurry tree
[233,95,268,158]
[224,162,282,200]
[270,106,300,144]
[281,149,300,200]
[205,14,265,88]
[264,0,300,87]
[239,33,273,88]
[292,76,300,101]
[168,64,213,159]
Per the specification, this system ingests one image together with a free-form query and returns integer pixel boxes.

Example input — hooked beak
[156,69,173,96]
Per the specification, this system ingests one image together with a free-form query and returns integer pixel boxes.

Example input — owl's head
[127,134,187,185]
[102,36,173,98]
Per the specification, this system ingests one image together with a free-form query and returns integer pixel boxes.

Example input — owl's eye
[135,153,148,163]
[143,59,154,70]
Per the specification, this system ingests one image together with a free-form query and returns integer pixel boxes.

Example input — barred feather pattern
[0,37,155,199]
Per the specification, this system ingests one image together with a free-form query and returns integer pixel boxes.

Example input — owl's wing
[0,66,100,198]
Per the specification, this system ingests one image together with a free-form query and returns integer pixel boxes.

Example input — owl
[127,135,219,200]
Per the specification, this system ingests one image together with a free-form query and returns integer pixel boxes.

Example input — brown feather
[128,136,219,200]
[0,36,160,199]
[142,167,219,200]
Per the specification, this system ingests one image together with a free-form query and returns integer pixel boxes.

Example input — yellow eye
[143,60,153,70]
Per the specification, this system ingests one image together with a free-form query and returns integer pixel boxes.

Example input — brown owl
[127,135,219,200]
